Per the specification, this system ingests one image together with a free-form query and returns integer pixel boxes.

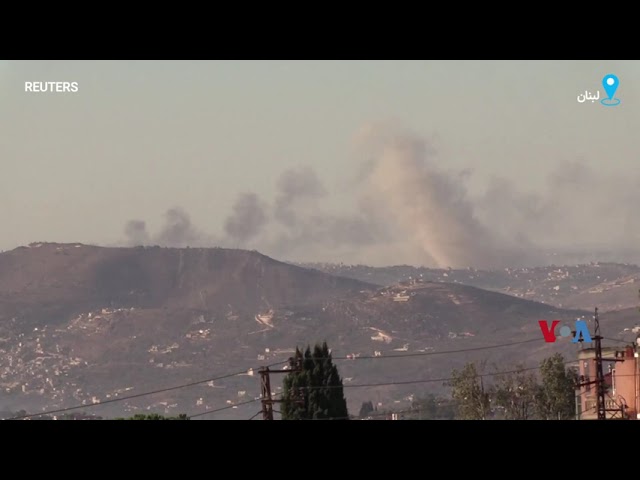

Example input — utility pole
[259,366,274,420]
[593,308,607,420]
[259,356,303,420]
[479,376,487,420]
[577,307,626,420]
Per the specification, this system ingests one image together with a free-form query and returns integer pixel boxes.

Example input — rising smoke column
[117,123,640,266]
[273,166,326,227]
[223,193,268,246]
[155,207,203,247]
[122,208,217,248]
[124,220,150,246]
[264,165,385,260]
[362,132,513,269]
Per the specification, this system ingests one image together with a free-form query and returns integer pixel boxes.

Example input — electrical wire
[185,340,558,418]
[8,336,635,420]
[8,359,289,420]
[248,410,263,420]
[603,336,638,345]
[192,361,602,419]
[7,338,544,419]
[188,397,263,419]
[328,338,545,360]
[299,381,598,421]
[267,360,640,392]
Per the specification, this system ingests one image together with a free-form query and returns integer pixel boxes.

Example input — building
[576,342,639,420]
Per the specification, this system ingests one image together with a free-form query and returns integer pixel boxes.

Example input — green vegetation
[534,353,578,420]
[281,342,349,420]
[490,364,538,420]
[359,401,375,418]
[447,362,490,419]
[447,353,578,420]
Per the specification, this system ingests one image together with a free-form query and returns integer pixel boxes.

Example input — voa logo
[538,319,592,343]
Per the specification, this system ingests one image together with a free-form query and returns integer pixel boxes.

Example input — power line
[184,330,638,419]
[603,336,638,345]
[258,362,638,406]
[190,392,285,419]
[309,406,453,421]
[14,363,636,421]
[189,392,289,419]
[276,336,632,365]
[303,381,598,421]
[296,388,596,420]
[9,335,634,420]
[269,361,583,391]
[8,359,289,420]
[188,397,263,419]
[248,410,263,420]
[191,363,632,419]
[328,338,545,360]
[7,338,548,419]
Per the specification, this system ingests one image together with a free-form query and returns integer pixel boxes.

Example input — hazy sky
[1,60,639,267]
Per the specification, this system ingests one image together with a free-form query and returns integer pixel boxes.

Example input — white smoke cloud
[355,128,533,268]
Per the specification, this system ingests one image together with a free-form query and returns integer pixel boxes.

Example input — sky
[1,60,640,268]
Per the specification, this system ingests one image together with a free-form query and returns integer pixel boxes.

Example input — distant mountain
[296,262,640,312]
[0,243,375,326]
[1,244,636,419]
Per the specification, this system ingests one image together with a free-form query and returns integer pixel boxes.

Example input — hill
[298,262,640,312]
[1,244,636,419]
[0,243,374,326]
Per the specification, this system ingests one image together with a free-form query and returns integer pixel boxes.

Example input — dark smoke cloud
[223,193,268,246]
[156,208,203,247]
[119,124,640,268]
[123,207,215,248]
[262,165,390,261]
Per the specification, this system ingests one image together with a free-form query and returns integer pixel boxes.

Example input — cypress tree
[281,342,349,420]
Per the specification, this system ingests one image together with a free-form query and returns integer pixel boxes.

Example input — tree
[535,353,577,420]
[447,362,490,420]
[491,364,539,420]
[359,401,375,418]
[281,342,349,420]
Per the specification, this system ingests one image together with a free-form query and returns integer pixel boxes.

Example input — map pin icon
[602,74,619,100]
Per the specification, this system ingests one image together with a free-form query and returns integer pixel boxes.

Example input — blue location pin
[601,74,620,106]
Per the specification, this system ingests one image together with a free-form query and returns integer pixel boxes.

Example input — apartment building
[576,342,639,420]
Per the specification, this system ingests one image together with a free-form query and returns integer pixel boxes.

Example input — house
[576,342,639,420]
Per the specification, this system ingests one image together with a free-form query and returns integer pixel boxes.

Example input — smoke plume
[119,123,640,268]
[223,193,268,246]
[124,220,150,246]
[357,132,528,268]
[155,208,203,247]
[123,207,214,248]
[475,158,640,259]
[274,165,326,227]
